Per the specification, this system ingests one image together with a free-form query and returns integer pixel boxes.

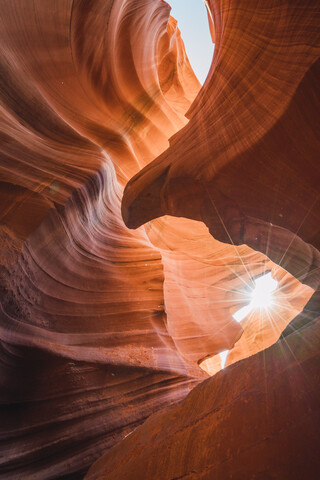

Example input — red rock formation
[118,0,320,477]
[85,314,320,480]
[123,0,320,284]
[122,0,320,373]
[0,2,204,478]
[0,0,319,479]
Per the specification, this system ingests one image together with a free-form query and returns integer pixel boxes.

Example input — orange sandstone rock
[0,0,318,478]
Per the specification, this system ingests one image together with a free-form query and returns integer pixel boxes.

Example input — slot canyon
[0,0,319,478]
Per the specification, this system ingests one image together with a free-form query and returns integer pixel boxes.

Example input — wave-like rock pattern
[0,1,205,478]
[0,0,319,479]
[86,313,320,480]
[123,0,320,369]
[123,0,320,285]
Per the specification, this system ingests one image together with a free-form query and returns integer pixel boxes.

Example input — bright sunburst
[250,272,278,309]
[220,272,278,368]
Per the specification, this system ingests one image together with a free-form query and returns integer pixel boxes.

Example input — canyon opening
[168,0,215,84]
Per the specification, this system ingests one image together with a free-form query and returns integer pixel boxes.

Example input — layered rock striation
[0,1,204,477]
[86,312,320,480]
[0,0,319,479]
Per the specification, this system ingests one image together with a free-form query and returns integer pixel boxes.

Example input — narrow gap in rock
[167,0,215,84]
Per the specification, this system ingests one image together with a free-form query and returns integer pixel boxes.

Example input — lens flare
[220,272,278,368]
[250,272,278,309]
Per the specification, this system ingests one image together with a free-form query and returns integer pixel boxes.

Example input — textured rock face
[86,315,320,480]
[0,1,319,480]
[0,2,204,478]
[123,0,320,282]
[122,0,320,373]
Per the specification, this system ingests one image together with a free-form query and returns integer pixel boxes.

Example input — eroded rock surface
[86,314,320,480]
[0,2,205,477]
[0,0,319,478]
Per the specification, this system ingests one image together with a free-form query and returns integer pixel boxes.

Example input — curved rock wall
[122,0,320,372]
[0,0,319,478]
[0,1,204,478]
[86,311,320,480]
[123,0,320,288]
